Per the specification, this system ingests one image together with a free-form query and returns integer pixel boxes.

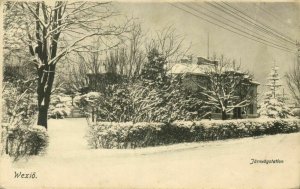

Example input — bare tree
[105,24,190,81]
[105,22,146,80]
[286,58,300,106]
[4,2,129,128]
[126,23,146,78]
[146,25,190,63]
[195,55,253,120]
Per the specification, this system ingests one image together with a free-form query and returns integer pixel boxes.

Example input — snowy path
[1,118,300,189]
[46,118,89,155]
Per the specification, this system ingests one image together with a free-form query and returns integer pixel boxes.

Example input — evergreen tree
[140,48,167,85]
[259,66,293,118]
[266,66,282,98]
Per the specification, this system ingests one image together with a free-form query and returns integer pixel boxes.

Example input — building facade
[168,56,259,119]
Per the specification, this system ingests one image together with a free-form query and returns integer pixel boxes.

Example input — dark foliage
[140,48,167,83]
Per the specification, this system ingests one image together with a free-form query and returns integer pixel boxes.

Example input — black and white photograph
[0,1,299,188]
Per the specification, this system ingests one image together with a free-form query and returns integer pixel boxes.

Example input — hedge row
[87,119,300,149]
[2,124,49,160]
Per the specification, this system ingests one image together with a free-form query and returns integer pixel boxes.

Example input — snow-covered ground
[1,118,299,189]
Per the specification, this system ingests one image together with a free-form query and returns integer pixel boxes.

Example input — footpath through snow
[1,118,299,189]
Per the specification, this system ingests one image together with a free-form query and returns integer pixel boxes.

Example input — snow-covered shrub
[87,119,300,149]
[98,85,134,122]
[4,124,49,160]
[2,81,37,123]
[2,81,48,160]
[74,85,133,122]
[129,78,204,123]
[49,94,72,119]
[74,92,103,122]
[259,92,293,118]
[78,78,204,123]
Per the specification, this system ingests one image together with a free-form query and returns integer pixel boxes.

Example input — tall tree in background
[64,38,108,94]
[4,2,129,129]
[286,57,300,106]
[146,25,190,62]
[105,24,189,81]
[106,23,146,79]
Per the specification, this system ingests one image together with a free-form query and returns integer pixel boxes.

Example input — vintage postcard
[0,0,299,189]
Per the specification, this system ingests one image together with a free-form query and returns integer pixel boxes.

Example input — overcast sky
[114,2,300,97]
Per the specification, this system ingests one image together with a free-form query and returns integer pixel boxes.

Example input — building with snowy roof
[167,56,260,119]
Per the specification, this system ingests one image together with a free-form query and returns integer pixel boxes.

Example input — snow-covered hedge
[2,124,49,160]
[87,119,300,149]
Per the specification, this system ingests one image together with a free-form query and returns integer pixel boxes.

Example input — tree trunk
[36,64,56,129]
[27,3,61,129]
[222,100,228,120]
[71,96,74,106]
[37,98,50,129]
[222,110,227,120]
[92,107,95,122]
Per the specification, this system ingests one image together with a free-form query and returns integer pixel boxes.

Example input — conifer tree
[140,48,167,85]
[259,66,293,118]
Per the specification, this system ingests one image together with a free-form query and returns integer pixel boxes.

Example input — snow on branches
[259,66,293,118]
[195,55,254,120]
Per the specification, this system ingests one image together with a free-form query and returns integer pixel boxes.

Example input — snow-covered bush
[76,79,204,123]
[2,81,48,160]
[87,119,300,149]
[74,86,132,122]
[98,85,133,122]
[3,124,49,160]
[129,78,204,123]
[259,92,293,118]
[2,81,37,123]
[48,94,72,119]
[74,92,103,122]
